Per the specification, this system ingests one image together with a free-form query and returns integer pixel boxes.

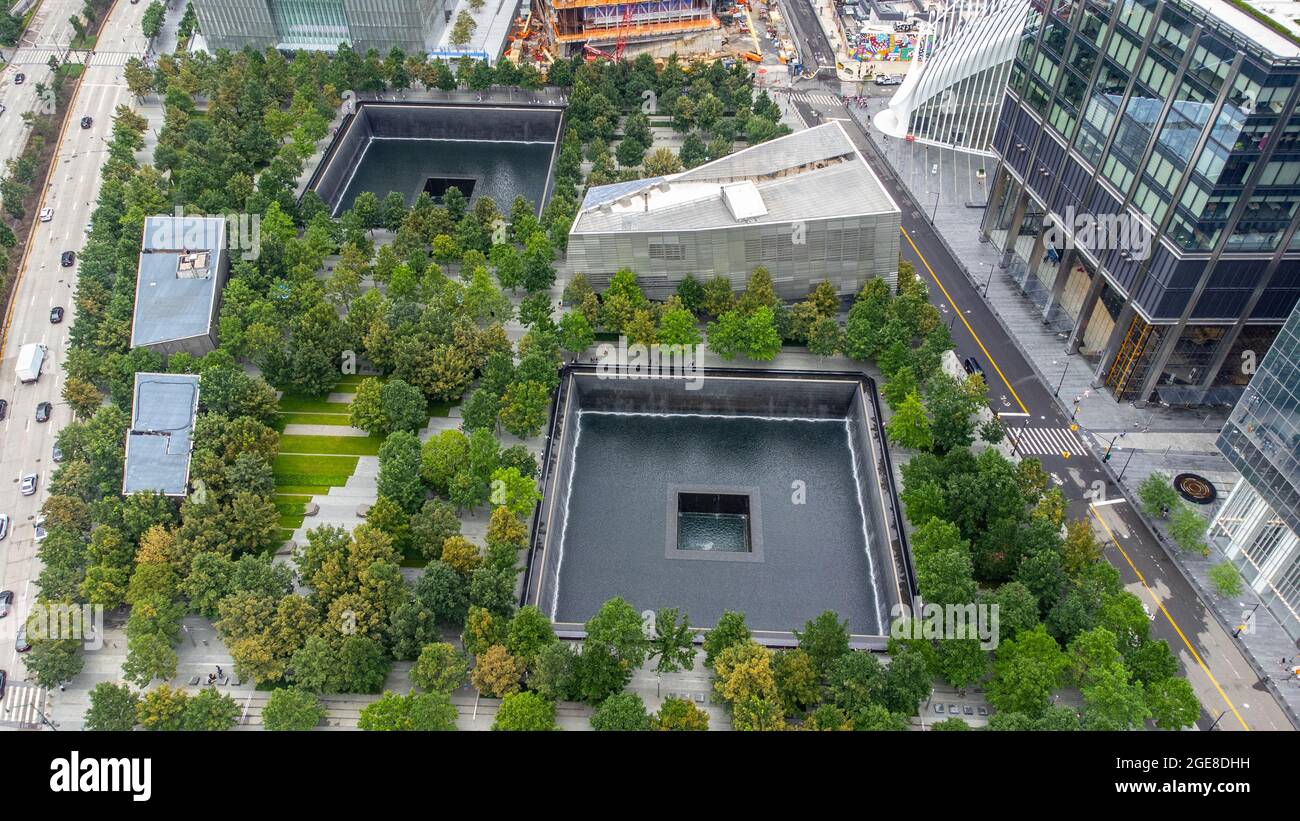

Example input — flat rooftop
[123,372,200,497]
[572,121,899,234]
[131,215,227,349]
[1186,0,1300,58]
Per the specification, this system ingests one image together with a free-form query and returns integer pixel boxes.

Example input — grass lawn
[276,528,297,544]
[272,453,359,487]
[277,411,355,426]
[278,396,352,414]
[428,401,452,418]
[279,434,383,456]
[275,485,332,496]
[335,374,378,389]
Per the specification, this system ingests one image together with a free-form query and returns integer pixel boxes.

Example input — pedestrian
[58,683,64,692]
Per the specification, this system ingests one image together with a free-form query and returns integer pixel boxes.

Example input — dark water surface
[554,412,885,634]
[337,138,553,213]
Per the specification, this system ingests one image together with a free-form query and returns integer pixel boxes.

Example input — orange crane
[614,5,633,61]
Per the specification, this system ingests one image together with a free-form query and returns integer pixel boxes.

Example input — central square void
[677,492,752,553]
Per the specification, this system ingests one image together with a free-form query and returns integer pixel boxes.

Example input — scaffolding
[548,0,718,47]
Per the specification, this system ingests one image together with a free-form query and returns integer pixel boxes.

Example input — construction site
[506,0,771,64]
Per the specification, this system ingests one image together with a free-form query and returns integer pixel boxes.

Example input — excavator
[582,5,633,62]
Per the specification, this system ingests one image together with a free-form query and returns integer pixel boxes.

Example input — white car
[38,207,52,222]
[19,473,36,496]
[874,74,902,86]
[33,517,46,543]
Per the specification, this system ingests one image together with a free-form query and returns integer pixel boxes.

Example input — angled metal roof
[573,123,898,234]
[123,372,200,497]
[131,215,227,349]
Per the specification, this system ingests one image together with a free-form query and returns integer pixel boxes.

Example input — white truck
[16,342,46,384]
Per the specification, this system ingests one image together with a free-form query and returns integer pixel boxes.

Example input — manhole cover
[1174,473,1216,505]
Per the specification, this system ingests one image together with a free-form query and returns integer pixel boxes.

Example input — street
[0,0,149,687]
[780,81,1292,730]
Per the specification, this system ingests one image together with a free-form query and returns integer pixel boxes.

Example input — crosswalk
[0,683,48,729]
[776,90,844,107]
[1007,426,1088,457]
[5,48,135,67]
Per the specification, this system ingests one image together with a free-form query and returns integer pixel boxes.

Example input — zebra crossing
[1007,426,1088,457]
[5,48,135,67]
[0,683,48,729]
[780,90,843,107]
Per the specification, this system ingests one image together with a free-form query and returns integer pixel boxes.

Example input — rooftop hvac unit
[176,251,211,279]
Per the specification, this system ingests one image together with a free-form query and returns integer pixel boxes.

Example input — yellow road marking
[899,227,1028,415]
[1089,505,1250,731]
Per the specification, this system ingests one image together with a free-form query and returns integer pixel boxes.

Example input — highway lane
[0,0,147,679]
[787,92,1294,730]
[0,0,85,180]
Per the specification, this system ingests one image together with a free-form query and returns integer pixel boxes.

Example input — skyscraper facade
[984,0,1300,404]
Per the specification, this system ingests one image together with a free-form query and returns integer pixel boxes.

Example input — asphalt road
[0,1,83,182]
[0,0,148,679]
[788,92,1293,730]
[775,0,836,74]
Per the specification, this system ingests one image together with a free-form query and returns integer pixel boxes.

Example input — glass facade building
[983,0,1300,404]
[193,0,452,53]
[1212,300,1300,638]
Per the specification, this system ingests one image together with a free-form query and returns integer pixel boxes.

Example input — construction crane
[583,4,634,62]
[614,4,633,61]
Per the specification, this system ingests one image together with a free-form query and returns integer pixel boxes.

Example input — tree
[484,468,536,522]
[84,682,139,731]
[142,1,165,38]
[887,391,933,450]
[1208,561,1243,597]
[1080,663,1150,730]
[772,648,820,715]
[183,687,240,731]
[492,691,556,730]
[658,304,702,346]
[359,691,457,730]
[137,684,189,731]
[412,643,469,693]
[925,372,984,453]
[290,634,391,694]
[471,644,522,697]
[935,638,988,691]
[642,147,684,176]
[986,624,1068,718]
[377,431,425,513]
[441,535,482,576]
[409,499,460,561]
[795,611,850,678]
[653,697,709,730]
[1168,504,1209,553]
[591,692,651,730]
[1137,473,1179,517]
[558,310,594,358]
[1145,676,1200,730]
[575,597,650,703]
[703,611,750,668]
[261,688,325,731]
[505,605,555,666]
[649,608,696,674]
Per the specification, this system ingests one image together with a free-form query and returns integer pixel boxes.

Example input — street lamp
[1118,446,1136,480]
[1054,359,1069,397]
[1102,434,1119,461]
[981,262,995,294]
[930,190,940,223]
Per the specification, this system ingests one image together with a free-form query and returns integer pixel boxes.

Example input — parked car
[0,398,6,420]
[0,103,6,114]
[0,591,11,618]
[15,624,28,652]
[948,703,960,714]
[874,74,902,86]
[13,72,24,84]
[60,251,75,267]
[51,444,62,462]
[19,473,36,496]
[35,402,51,423]
[80,116,92,129]
[0,670,8,699]
[0,515,8,542]
[33,518,45,543]
[49,306,63,323]
[962,356,986,382]
[84,221,93,235]
[38,207,52,222]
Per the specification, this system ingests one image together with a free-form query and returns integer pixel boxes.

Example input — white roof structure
[573,122,899,234]
[874,0,1028,153]
[123,372,200,497]
[131,215,227,350]
[1190,0,1300,57]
